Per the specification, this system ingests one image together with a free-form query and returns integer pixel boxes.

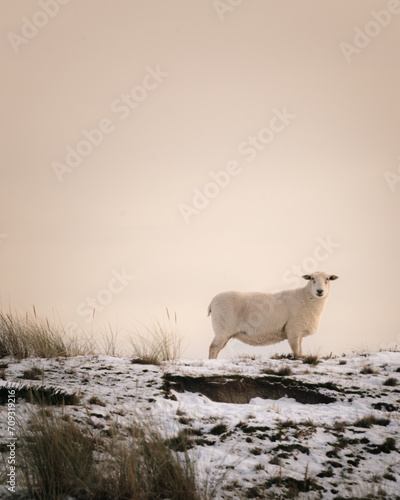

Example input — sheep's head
[302,272,338,299]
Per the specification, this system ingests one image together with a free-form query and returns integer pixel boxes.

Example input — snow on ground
[1,351,400,499]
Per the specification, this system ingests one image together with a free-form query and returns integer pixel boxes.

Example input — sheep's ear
[302,275,312,280]
[329,275,339,280]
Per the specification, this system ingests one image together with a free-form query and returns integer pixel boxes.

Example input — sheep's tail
[207,302,212,317]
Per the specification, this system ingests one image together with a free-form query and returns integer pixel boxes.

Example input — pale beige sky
[1,0,400,358]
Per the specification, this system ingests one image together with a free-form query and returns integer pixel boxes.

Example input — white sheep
[208,271,338,359]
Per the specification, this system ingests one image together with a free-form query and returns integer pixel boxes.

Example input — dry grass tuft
[353,414,390,429]
[128,308,184,364]
[302,354,320,366]
[19,407,94,498]
[0,308,95,359]
[360,364,378,375]
[383,377,398,387]
[16,407,205,500]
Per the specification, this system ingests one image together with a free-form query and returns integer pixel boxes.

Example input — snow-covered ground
[1,351,400,499]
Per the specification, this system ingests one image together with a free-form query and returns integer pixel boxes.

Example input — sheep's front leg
[287,335,302,358]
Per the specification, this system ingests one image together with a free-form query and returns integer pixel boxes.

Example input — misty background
[1,0,400,358]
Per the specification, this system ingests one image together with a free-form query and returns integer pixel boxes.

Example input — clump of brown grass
[360,364,378,375]
[128,308,184,364]
[262,365,293,376]
[21,366,43,381]
[0,307,95,359]
[16,407,205,500]
[302,354,320,366]
[0,308,67,359]
[19,407,94,498]
[353,414,390,428]
[383,377,398,386]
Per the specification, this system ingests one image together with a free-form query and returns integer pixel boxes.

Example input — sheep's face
[302,272,338,299]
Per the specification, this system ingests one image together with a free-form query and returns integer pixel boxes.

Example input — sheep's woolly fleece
[1,351,400,499]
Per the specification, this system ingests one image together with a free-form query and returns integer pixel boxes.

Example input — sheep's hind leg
[209,337,229,359]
